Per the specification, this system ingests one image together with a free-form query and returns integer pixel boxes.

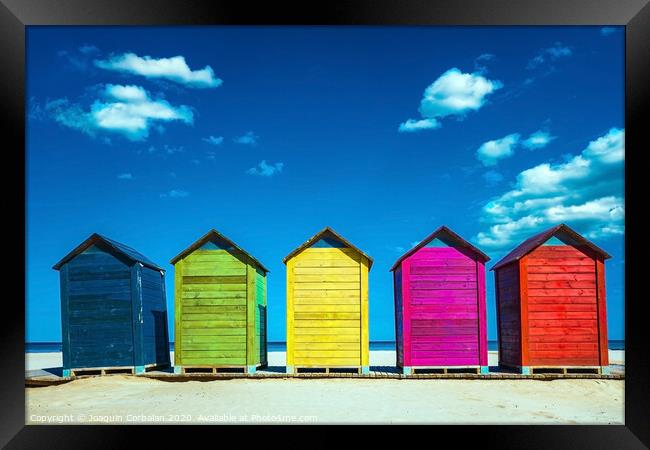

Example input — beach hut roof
[490,223,611,271]
[282,226,374,268]
[53,233,163,271]
[389,225,490,272]
[169,229,269,273]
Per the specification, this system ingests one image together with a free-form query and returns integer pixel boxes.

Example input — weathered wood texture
[395,242,488,367]
[174,241,267,367]
[57,242,170,371]
[286,237,370,368]
[494,230,610,369]
[173,231,266,367]
[495,262,521,367]
[394,268,404,367]
[523,245,602,366]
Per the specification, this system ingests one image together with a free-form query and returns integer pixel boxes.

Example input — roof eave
[389,225,490,272]
[283,226,374,269]
[170,229,270,273]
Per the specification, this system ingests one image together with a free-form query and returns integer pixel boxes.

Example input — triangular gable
[53,233,163,271]
[541,236,566,246]
[169,229,269,273]
[199,236,235,251]
[390,226,489,271]
[283,227,373,268]
[490,223,611,271]
[310,233,348,248]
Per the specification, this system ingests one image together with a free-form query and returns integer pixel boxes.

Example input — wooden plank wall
[524,245,600,366]
[65,246,134,368]
[140,266,170,366]
[255,269,267,365]
[288,247,364,367]
[394,267,404,368]
[177,249,248,366]
[406,247,481,366]
[496,262,521,367]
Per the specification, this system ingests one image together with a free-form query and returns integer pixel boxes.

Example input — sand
[25,350,624,425]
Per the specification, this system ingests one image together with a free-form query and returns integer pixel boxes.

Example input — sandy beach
[25,350,624,424]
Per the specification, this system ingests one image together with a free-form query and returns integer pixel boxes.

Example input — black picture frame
[2,0,647,447]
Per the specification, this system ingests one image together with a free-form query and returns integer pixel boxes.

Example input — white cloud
[148,145,184,155]
[234,131,259,145]
[476,128,624,249]
[79,44,99,55]
[474,53,496,73]
[202,135,224,146]
[482,170,504,186]
[600,27,617,36]
[246,160,284,176]
[527,42,573,69]
[161,189,190,198]
[117,173,133,180]
[476,133,520,166]
[95,53,222,88]
[399,68,502,132]
[44,85,194,141]
[521,130,556,150]
[398,118,440,133]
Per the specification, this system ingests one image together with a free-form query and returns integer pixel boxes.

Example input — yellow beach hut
[283,227,372,374]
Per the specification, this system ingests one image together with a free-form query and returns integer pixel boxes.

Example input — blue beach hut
[53,233,171,376]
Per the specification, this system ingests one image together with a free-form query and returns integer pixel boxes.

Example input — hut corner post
[596,259,610,374]
[173,260,183,374]
[401,258,412,375]
[246,263,257,374]
[160,270,171,368]
[360,258,370,375]
[477,261,489,375]
[131,263,145,374]
[286,258,295,374]
[518,257,531,375]
[60,265,71,378]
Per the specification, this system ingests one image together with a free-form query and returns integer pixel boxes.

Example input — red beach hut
[492,224,611,374]
[390,226,490,375]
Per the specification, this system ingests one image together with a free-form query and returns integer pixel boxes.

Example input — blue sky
[26,26,625,342]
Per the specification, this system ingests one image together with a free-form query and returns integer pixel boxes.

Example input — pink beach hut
[390,226,490,374]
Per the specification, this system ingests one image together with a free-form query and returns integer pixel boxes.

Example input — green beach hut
[170,229,268,374]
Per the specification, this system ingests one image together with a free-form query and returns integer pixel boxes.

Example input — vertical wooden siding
[524,245,600,366]
[394,267,404,367]
[255,269,267,365]
[496,262,521,367]
[406,247,481,366]
[65,246,134,368]
[288,247,364,367]
[140,266,170,366]
[177,249,248,366]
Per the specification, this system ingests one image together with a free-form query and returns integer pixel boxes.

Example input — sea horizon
[25,340,626,353]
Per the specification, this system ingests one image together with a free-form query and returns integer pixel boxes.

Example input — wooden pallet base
[500,364,608,375]
[176,366,260,375]
[403,366,482,375]
[291,366,370,375]
[67,363,167,377]
[528,367,605,375]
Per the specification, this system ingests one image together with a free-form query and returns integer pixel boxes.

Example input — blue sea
[25,340,626,353]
